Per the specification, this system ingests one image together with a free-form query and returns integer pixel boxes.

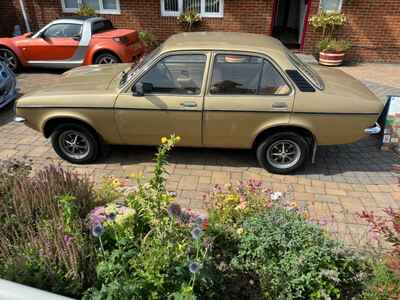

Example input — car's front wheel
[51,123,100,164]
[256,132,309,174]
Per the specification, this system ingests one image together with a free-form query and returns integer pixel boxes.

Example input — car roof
[54,16,108,24]
[160,32,288,56]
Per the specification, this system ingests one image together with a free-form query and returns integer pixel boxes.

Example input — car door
[114,52,210,146]
[17,23,82,62]
[203,52,294,148]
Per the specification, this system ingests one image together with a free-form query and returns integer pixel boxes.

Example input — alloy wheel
[58,130,90,160]
[97,56,117,64]
[0,49,17,71]
[266,139,301,170]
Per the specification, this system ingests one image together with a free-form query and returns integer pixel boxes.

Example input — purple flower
[189,261,202,274]
[191,226,204,240]
[106,212,117,222]
[92,223,104,238]
[63,235,73,247]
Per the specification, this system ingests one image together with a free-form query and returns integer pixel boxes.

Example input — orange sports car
[0,16,143,72]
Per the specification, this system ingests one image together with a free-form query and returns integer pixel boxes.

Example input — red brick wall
[303,0,400,62]
[1,0,399,62]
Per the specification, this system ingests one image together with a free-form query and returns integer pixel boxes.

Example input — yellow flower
[236,228,244,235]
[176,136,181,142]
[161,137,168,144]
[111,178,122,188]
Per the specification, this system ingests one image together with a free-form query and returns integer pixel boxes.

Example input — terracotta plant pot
[319,51,345,66]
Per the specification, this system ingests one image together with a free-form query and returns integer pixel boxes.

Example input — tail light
[113,36,130,45]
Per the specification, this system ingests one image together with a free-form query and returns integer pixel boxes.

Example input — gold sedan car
[15,32,384,174]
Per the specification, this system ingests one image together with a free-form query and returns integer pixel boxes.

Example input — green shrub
[230,207,370,299]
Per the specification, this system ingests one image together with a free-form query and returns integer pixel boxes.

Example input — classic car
[0,17,143,72]
[0,61,17,109]
[14,32,384,174]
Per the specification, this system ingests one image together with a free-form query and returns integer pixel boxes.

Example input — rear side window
[210,54,290,95]
[92,20,114,34]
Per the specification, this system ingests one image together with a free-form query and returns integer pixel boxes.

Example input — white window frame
[319,0,343,12]
[61,0,121,15]
[161,0,224,18]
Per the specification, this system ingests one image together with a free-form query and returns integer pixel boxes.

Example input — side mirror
[133,82,153,96]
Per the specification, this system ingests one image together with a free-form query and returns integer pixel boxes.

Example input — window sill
[62,8,121,15]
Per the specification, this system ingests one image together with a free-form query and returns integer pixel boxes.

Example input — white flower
[270,192,282,201]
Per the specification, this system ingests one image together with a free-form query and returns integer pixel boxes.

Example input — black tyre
[94,52,120,64]
[0,47,19,72]
[256,132,309,174]
[51,123,100,164]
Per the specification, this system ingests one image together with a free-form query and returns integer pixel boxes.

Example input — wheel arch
[252,125,316,149]
[0,43,23,66]
[43,116,104,142]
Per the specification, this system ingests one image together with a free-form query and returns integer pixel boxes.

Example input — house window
[161,0,224,17]
[61,0,120,14]
[319,0,343,12]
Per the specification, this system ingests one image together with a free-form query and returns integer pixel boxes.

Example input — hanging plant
[177,10,202,32]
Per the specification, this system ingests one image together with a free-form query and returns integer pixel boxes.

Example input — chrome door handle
[180,101,197,108]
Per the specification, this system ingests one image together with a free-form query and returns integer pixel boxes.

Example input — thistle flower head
[191,226,204,240]
[92,223,104,238]
[189,261,202,274]
[167,203,182,219]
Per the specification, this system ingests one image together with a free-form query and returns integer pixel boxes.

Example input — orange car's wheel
[0,47,19,72]
[256,132,309,174]
[51,123,100,164]
[94,52,120,64]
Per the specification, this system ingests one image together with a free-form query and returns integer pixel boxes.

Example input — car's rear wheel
[94,52,120,64]
[51,123,100,164]
[0,48,19,72]
[256,132,309,174]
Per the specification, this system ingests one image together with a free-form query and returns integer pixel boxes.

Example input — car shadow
[102,134,398,182]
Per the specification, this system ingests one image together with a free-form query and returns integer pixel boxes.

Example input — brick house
[1,0,399,62]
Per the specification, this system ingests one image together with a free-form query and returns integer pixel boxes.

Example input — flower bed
[0,137,399,299]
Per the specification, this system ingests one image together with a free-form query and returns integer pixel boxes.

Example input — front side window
[135,54,206,95]
[161,0,224,17]
[61,0,120,14]
[43,24,82,38]
[210,54,290,95]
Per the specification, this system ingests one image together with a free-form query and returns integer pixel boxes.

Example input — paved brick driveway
[1,64,400,245]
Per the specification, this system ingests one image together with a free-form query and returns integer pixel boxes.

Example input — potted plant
[177,10,202,32]
[317,38,352,66]
[139,31,159,54]
[309,12,351,66]
[76,3,96,17]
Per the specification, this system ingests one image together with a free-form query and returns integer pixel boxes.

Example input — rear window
[92,20,114,34]
[286,50,325,90]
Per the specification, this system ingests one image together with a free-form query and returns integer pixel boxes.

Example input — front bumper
[14,116,26,123]
[364,122,381,135]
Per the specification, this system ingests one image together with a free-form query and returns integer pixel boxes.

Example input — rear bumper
[364,122,381,135]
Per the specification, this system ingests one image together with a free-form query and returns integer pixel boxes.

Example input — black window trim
[124,50,211,97]
[206,50,294,97]
[42,22,83,38]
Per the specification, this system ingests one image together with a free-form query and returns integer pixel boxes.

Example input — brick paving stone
[0,64,399,247]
